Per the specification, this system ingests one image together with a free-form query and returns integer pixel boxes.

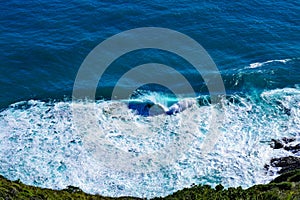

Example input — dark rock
[270,156,300,174]
[215,184,224,191]
[284,143,300,153]
[282,137,296,144]
[271,169,300,183]
[271,139,284,149]
[270,156,300,167]
[264,164,269,171]
[289,174,300,182]
[270,137,299,153]
[63,185,83,193]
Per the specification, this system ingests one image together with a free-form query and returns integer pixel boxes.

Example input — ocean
[0,0,299,198]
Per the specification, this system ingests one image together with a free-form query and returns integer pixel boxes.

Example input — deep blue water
[1,0,299,106]
[0,0,299,198]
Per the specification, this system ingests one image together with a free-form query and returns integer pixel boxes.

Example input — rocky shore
[0,137,299,200]
[265,137,300,175]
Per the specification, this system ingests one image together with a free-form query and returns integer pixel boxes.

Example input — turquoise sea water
[0,0,299,198]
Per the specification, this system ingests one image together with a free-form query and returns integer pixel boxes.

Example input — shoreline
[1,137,299,199]
[0,169,299,199]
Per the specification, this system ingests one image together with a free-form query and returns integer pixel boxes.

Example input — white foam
[0,88,299,198]
[247,58,292,69]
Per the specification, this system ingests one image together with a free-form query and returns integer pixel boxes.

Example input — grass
[0,170,300,200]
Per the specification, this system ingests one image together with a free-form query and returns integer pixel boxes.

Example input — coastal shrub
[0,170,300,199]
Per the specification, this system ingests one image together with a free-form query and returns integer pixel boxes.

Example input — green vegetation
[1,170,300,200]
[158,171,300,200]
[0,175,140,200]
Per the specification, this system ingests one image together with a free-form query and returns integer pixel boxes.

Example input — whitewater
[0,88,299,198]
